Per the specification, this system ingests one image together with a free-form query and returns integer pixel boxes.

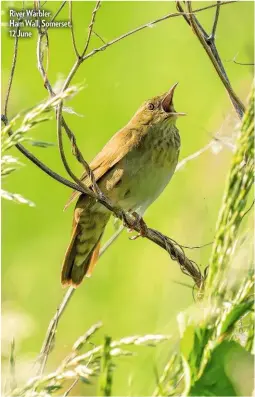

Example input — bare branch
[93,30,106,44]
[61,118,101,196]
[36,287,75,376]
[3,27,20,118]
[69,1,80,58]
[176,1,208,37]
[63,378,79,397]
[225,54,255,66]
[210,1,221,40]
[233,60,254,66]
[49,1,67,24]
[179,1,245,119]
[176,141,214,171]
[81,1,101,58]
[99,225,124,256]
[36,30,52,93]
[56,102,95,195]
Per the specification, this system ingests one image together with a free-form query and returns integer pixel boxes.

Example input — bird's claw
[128,211,148,240]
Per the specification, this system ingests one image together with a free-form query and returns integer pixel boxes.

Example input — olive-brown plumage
[61,83,184,287]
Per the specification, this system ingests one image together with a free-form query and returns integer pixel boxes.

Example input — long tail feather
[61,203,110,287]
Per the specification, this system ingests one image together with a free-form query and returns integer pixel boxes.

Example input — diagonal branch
[56,102,94,195]
[177,1,245,119]
[210,1,221,40]
[69,1,80,58]
[81,1,101,58]
[36,287,75,376]
[4,27,19,118]
[49,1,67,25]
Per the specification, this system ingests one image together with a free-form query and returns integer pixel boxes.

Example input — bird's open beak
[161,83,186,116]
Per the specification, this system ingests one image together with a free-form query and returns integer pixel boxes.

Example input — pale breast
[100,122,181,215]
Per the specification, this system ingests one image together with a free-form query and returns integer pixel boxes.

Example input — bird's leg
[129,211,148,240]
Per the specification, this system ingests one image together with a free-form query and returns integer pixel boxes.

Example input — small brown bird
[62,83,184,287]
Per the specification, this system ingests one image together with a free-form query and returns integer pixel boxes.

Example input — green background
[1,1,254,395]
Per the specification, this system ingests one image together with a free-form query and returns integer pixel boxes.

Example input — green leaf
[29,140,56,148]
[189,341,254,396]
[181,324,213,380]
[221,298,254,334]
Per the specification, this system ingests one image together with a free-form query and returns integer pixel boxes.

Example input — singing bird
[62,83,184,287]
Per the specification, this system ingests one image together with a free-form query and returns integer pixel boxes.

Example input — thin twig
[61,119,101,196]
[177,1,229,84]
[179,241,213,250]
[233,60,254,66]
[81,1,101,58]
[63,378,79,397]
[99,225,124,256]
[36,30,53,94]
[37,286,75,376]
[227,55,255,67]
[176,141,214,171]
[93,30,106,44]
[36,31,52,93]
[181,1,245,119]
[3,27,20,118]
[69,1,80,58]
[49,1,67,25]
[56,102,94,195]
[210,1,221,40]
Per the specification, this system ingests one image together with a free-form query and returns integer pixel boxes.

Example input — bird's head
[130,83,186,127]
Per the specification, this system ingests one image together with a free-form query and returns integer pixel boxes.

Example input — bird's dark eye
[148,103,154,110]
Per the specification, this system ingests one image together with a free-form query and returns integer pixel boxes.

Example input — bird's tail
[61,202,110,287]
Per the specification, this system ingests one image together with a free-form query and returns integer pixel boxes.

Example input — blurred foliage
[207,88,254,293]
[1,1,254,396]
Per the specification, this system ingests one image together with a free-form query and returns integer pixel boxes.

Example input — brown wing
[64,124,141,210]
